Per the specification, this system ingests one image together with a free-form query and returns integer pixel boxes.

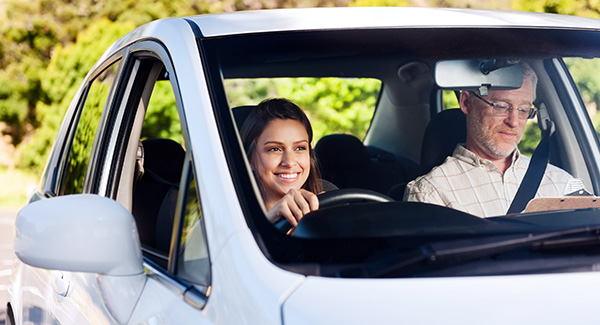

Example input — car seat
[420,108,467,175]
[132,138,185,253]
[315,134,412,195]
[386,109,467,200]
[232,105,256,131]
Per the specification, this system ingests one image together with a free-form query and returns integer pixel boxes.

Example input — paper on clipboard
[525,196,600,213]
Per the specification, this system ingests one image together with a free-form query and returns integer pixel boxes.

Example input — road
[0,209,16,325]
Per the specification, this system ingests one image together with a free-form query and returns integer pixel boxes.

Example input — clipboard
[524,190,599,213]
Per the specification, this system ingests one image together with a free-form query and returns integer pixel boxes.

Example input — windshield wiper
[362,225,600,278]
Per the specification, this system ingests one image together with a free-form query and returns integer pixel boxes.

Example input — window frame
[90,39,210,307]
[171,155,211,289]
[55,54,126,196]
[100,41,187,201]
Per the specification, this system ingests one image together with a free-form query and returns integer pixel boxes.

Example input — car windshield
[200,27,600,278]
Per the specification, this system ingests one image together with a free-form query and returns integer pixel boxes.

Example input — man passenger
[404,63,574,218]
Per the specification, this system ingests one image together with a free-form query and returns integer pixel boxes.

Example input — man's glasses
[469,91,537,120]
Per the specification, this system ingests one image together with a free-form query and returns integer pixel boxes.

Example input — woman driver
[241,98,331,228]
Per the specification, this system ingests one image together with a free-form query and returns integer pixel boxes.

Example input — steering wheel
[274,188,394,233]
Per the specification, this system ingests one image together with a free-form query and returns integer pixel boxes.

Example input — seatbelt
[506,103,554,214]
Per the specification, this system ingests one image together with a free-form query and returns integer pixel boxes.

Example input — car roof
[187,7,600,38]
[103,7,600,64]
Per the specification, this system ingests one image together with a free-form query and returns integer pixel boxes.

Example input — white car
[8,7,600,324]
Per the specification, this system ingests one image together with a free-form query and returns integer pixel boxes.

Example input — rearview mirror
[14,194,143,276]
[435,59,523,95]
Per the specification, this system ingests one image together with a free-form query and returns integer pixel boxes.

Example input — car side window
[131,64,185,262]
[177,166,210,291]
[61,62,120,195]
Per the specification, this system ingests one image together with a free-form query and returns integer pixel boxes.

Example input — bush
[16,19,134,173]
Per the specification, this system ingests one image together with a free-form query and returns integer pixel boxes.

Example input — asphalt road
[0,209,16,325]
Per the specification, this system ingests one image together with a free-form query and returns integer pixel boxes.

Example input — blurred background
[1,0,600,210]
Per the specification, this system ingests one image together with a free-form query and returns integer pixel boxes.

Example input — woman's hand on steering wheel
[267,188,319,231]
[274,188,394,234]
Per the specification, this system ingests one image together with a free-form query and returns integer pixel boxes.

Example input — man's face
[461,78,534,161]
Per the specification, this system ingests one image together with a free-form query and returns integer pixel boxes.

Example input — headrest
[420,109,466,174]
[232,105,256,131]
[315,134,369,169]
[141,138,186,181]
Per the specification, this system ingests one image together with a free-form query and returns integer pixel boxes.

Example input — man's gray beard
[471,118,521,160]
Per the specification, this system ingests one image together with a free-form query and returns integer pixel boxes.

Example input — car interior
[212,28,600,200]
[200,28,600,246]
[132,137,184,253]
[220,61,592,205]
[231,105,420,199]
[108,27,600,276]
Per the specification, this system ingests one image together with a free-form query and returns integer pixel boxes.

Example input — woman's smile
[252,118,311,208]
[276,172,301,182]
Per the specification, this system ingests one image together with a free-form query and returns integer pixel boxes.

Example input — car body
[8,6,600,324]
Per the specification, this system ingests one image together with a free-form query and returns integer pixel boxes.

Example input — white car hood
[283,271,600,324]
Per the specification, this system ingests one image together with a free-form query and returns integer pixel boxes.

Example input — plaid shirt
[404,145,574,218]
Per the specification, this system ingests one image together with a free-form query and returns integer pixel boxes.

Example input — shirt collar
[453,144,521,171]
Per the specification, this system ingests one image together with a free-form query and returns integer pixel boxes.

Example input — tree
[513,0,600,18]
[224,78,381,142]
[4,0,350,172]
[17,19,135,172]
[0,0,98,145]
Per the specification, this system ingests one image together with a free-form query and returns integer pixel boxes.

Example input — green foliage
[141,80,182,143]
[349,0,509,9]
[0,0,98,144]
[7,0,600,175]
[517,120,541,157]
[443,90,460,109]
[2,0,352,173]
[512,3,600,143]
[562,58,600,144]
[280,78,381,141]
[63,65,117,194]
[512,0,600,18]
[564,57,600,109]
[225,79,280,107]
[350,0,409,7]
[225,78,381,142]
[16,19,134,172]
[102,0,213,25]
[2,0,205,170]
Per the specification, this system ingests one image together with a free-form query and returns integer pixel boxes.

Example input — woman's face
[251,118,311,208]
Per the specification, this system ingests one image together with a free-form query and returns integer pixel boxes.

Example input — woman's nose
[280,151,296,167]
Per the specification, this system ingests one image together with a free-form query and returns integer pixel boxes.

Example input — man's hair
[521,62,538,100]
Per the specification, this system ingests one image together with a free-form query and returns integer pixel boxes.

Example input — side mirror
[14,194,143,276]
[435,59,523,95]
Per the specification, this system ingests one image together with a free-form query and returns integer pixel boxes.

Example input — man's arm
[403,177,446,206]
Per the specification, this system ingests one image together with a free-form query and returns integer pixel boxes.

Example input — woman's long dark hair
[241,98,323,194]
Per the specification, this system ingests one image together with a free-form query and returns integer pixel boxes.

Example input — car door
[95,41,213,322]
[14,53,126,324]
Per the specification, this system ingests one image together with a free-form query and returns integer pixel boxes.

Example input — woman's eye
[267,147,282,152]
[295,146,307,151]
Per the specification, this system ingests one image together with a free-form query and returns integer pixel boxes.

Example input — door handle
[51,271,71,303]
